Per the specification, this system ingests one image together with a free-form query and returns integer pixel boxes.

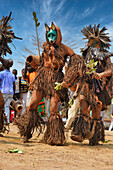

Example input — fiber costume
[15,22,79,145]
[62,24,113,145]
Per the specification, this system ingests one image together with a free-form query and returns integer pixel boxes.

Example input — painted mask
[88,36,101,48]
[45,22,57,44]
[47,29,57,44]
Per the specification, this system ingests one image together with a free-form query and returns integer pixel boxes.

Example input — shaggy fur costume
[44,113,65,145]
[63,25,112,145]
[33,67,68,103]
[71,114,105,145]
[89,117,105,145]
[71,114,92,140]
[14,109,45,141]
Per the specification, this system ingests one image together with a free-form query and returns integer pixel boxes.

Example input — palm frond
[0,12,22,56]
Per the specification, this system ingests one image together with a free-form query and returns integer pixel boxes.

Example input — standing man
[0,59,15,124]
[20,68,28,114]
[12,69,21,119]
[12,69,21,100]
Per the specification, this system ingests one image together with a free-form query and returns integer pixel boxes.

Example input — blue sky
[0,0,113,76]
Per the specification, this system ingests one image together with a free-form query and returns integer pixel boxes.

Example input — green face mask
[47,29,57,44]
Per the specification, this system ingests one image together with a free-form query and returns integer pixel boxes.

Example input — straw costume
[15,22,80,145]
[62,24,113,145]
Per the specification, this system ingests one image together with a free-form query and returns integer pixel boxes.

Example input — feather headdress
[81,24,111,49]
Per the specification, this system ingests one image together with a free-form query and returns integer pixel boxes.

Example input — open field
[0,124,113,170]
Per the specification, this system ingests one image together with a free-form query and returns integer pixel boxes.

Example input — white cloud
[78,7,95,19]
[55,0,66,13]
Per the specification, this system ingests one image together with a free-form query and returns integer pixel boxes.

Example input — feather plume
[81,24,111,49]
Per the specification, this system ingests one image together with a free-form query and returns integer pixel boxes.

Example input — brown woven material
[44,113,65,145]
[68,24,111,145]
[95,60,113,107]
[71,114,105,145]
[89,119,105,146]
[14,109,45,139]
[96,87,111,107]
[63,54,85,85]
[80,25,112,107]
[80,83,97,106]
[63,53,98,106]
[105,62,113,99]
[71,114,92,139]
[64,53,112,108]
[33,67,68,103]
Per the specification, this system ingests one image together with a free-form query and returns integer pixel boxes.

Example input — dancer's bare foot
[71,135,83,142]
[22,133,32,143]
[23,136,29,143]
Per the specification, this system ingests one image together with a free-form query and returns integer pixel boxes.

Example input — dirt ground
[0,124,113,170]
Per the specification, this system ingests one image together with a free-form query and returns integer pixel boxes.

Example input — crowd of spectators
[0,61,49,125]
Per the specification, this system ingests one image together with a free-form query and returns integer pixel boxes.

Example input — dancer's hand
[92,73,102,80]
[62,81,68,88]
[49,46,55,55]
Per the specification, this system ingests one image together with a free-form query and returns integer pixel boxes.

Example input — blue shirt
[0,70,15,94]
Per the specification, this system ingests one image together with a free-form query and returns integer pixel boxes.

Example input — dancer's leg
[15,89,44,143]
[89,96,104,145]
[44,93,65,145]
